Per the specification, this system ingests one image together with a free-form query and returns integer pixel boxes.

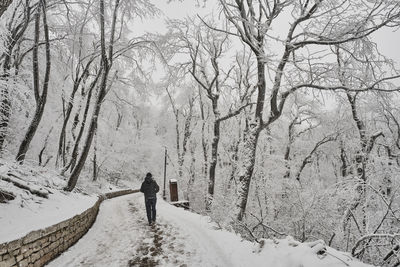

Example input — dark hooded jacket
[140,175,160,200]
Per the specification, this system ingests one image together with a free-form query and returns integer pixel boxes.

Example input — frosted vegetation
[0,0,400,266]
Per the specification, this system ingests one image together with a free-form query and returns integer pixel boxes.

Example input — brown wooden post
[169,179,178,202]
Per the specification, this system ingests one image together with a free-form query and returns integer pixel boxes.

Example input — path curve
[47,193,236,267]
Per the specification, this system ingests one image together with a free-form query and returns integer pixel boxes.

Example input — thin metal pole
[163,147,167,200]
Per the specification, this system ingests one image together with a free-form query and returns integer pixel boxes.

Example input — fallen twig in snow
[325,251,350,266]
[0,188,15,203]
[1,175,49,198]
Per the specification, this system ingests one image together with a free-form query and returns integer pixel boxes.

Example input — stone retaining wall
[104,189,138,199]
[0,189,139,267]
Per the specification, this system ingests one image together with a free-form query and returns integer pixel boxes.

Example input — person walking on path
[140,172,160,225]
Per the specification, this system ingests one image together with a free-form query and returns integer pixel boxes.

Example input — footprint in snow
[128,202,193,266]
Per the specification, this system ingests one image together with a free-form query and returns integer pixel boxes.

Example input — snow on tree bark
[65,0,119,191]
[235,119,260,221]
[16,0,50,163]
[0,0,30,153]
[219,0,400,222]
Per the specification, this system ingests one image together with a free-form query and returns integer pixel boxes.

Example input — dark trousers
[145,198,157,224]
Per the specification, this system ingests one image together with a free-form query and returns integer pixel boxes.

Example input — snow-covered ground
[47,193,372,267]
[0,181,97,243]
[0,161,98,244]
[0,159,127,244]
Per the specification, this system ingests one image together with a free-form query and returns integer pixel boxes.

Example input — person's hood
[145,176,152,183]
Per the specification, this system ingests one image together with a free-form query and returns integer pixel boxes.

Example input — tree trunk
[38,125,54,166]
[92,130,97,181]
[179,102,194,177]
[66,72,99,173]
[228,129,241,189]
[175,119,182,177]
[340,142,349,177]
[283,145,291,179]
[188,141,196,185]
[235,122,260,221]
[0,89,11,152]
[198,88,208,180]
[207,119,220,203]
[16,0,50,163]
[17,105,45,161]
[186,140,196,201]
[234,58,265,221]
[0,47,12,152]
[343,93,367,232]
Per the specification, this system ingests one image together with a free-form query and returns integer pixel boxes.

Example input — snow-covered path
[47,193,370,267]
[46,193,260,266]
[47,194,142,266]
[47,193,197,266]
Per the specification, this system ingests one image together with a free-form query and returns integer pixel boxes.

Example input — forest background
[1,0,400,265]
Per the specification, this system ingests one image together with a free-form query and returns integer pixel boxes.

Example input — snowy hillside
[47,194,371,267]
[0,159,121,243]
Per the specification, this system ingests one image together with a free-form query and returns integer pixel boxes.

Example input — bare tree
[0,0,31,152]
[64,0,156,190]
[166,86,196,180]
[187,24,253,207]
[65,0,119,191]
[334,46,386,234]
[57,56,97,166]
[56,0,98,166]
[216,0,400,220]
[62,67,102,174]
[16,0,50,163]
